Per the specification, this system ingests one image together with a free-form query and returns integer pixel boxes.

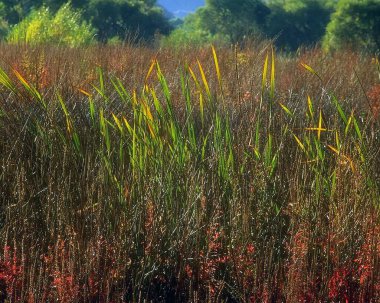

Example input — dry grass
[0,43,379,302]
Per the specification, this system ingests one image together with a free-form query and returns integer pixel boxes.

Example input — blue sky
[158,0,205,17]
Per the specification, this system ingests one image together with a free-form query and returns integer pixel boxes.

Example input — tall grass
[0,43,379,302]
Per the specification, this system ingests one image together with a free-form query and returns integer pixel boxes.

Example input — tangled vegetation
[0,44,380,302]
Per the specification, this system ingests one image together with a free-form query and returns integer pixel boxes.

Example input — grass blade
[270,47,275,101]
[212,45,222,90]
[197,60,211,97]
[300,63,322,81]
[261,53,269,97]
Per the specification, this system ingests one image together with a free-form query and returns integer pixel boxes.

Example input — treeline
[0,0,379,52]
[166,0,380,52]
[0,0,172,45]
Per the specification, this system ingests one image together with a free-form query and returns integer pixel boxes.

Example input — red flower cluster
[0,246,23,302]
[328,266,351,302]
[183,223,259,301]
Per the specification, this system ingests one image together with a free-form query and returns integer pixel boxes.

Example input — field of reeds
[0,43,379,302]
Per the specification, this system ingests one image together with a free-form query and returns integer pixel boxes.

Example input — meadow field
[0,43,379,302]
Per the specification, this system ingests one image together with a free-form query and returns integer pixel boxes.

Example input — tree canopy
[164,0,379,53]
[202,0,270,43]
[84,0,171,42]
[0,0,171,43]
[323,0,380,53]
[265,0,331,51]
[7,3,94,46]
[0,0,379,52]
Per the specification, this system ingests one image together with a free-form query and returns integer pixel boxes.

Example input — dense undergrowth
[0,43,379,302]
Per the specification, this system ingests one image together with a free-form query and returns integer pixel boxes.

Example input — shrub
[7,3,95,47]
[323,0,380,53]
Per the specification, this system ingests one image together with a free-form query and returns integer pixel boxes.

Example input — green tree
[7,3,95,46]
[0,0,37,24]
[0,2,9,38]
[323,0,380,52]
[0,0,172,43]
[200,0,270,43]
[160,9,220,48]
[0,0,89,28]
[42,0,87,11]
[86,0,171,43]
[265,0,331,51]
